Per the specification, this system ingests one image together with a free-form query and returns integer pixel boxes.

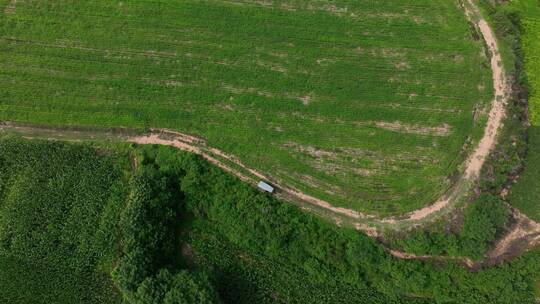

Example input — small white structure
[258,181,274,193]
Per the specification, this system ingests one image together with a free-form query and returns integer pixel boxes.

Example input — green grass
[0,138,125,304]
[510,0,540,124]
[0,0,492,215]
[508,127,540,221]
[504,0,540,221]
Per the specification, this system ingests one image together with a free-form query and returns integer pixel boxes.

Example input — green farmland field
[0,0,492,215]
[512,0,540,125]
[0,139,124,304]
[507,0,540,221]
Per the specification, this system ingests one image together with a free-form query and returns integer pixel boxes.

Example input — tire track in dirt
[3,0,17,15]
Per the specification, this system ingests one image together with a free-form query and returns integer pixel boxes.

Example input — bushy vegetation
[1,138,539,303]
[112,168,181,296]
[0,138,124,304]
[479,0,540,222]
[0,0,493,215]
[508,127,540,221]
[500,0,540,222]
[390,194,509,259]
[135,144,539,304]
[133,269,221,304]
[112,162,221,303]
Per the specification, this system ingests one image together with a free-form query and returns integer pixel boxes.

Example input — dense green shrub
[137,145,539,304]
[391,194,509,259]
[460,194,509,256]
[112,153,221,303]
[134,269,221,304]
[112,168,181,296]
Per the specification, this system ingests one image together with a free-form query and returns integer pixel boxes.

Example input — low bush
[392,194,509,259]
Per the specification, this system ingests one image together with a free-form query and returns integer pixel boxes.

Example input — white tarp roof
[258,181,274,193]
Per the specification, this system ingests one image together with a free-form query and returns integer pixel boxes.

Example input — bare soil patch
[482,208,540,267]
[4,0,17,14]
[371,121,452,136]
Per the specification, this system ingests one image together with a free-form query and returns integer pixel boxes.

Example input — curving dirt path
[388,0,510,223]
